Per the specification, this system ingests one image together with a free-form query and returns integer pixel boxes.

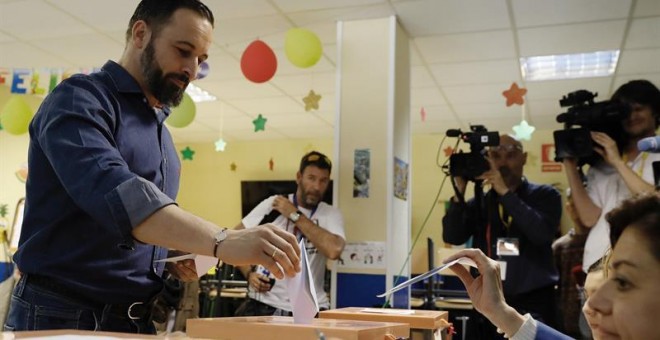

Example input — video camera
[553,90,630,165]
[447,125,500,181]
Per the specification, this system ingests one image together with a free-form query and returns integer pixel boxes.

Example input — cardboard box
[187,316,409,340]
[319,307,448,331]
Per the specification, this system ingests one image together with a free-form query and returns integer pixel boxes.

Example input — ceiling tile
[201,79,283,101]
[393,0,510,36]
[430,59,521,86]
[512,0,630,28]
[30,34,123,67]
[0,0,94,40]
[617,48,660,75]
[270,72,335,96]
[48,0,137,32]
[415,30,515,64]
[272,0,386,13]
[524,77,613,101]
[411,87,447,108]
[227,96,304,115]
[518,21,626,56]
[411,65,435,88]
[633,0,660,17]
[442,82,515,105]
[625,17,660,49]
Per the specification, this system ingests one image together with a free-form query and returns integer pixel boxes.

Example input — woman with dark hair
[444,193,660,339]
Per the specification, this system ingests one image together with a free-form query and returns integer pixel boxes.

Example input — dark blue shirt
[443,179,561,296]
[14,61,180,304]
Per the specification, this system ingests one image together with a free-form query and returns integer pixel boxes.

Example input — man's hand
[216,225,301,279]
[165,250,198,282]
[591,131,623,167]
[478,156,509,195]
[247,272,272,292]
[272,195,297,216]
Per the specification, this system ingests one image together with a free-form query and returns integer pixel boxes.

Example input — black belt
[26,274,152,320]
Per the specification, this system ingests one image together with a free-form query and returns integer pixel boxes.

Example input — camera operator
[563,79,660,272]
[443,134,561,339]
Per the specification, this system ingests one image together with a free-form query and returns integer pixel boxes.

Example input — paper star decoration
[512,120,536,141]
[230,162,237,171]
[303,90,321,111]
[214,138,227,152]
[253,114,267,132]
[420,107,427,122]
[181,146,195,160]
[443,146,454,157]
[268,158,274,171]
[502,82,527,107]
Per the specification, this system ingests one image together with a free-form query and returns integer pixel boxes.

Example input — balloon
[196,61,210,80]
[240,40,277,83]
[167,93,196,128]
[0,95,33,135]
[285,28,322,68]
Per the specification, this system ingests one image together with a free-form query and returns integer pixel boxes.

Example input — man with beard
[5,0,301,334]
[563,79,660,274]
[234,151,346,316]
[443,135,561,339]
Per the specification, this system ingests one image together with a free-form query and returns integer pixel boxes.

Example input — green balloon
[167,93,196,128]
[0,95,33,135]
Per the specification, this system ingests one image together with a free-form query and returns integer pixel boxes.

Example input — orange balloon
[240,40,277,83]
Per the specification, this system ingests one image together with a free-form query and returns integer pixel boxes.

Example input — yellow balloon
[0,95,33,135]
[167,93,196,128]
[285,28,322,68]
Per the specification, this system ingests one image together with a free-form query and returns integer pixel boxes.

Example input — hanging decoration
[285,28,323,69]
[420,107,427,122]
[181,146,195,161]
[0,95,33,135]
[512,119,535,141]
[15,162,28,183]
[167,93,196,128]
[252,114,267,132]
[230,162,237,172]
[268,158,274,171]
[214,138,227,152]
[443,146,454,158]
[303,90,321,111]
[502,82,527,107]
[240,40,277,83]
[196,61,210,80]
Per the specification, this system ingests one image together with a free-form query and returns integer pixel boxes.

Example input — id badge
[497,261,507,281]
[496,238,520,256]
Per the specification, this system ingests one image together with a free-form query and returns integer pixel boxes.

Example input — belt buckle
[127,302,144,320]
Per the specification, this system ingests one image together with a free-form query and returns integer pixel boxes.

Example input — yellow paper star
[303,90,321,111]
[230,162,237,171]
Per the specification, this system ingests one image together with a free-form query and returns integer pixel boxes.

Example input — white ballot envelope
[376,257,477,298]
[284,239,319,324]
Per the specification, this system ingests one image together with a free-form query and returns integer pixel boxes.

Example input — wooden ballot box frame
[319,307,449,340]
[187,315,410,340]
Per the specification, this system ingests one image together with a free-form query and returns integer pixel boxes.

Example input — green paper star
[512,120,535,141]
[253,114,267,132]
[0,121,3,131]
[181,146,195,160]
[214,138,227,152]
[303,90,321,111]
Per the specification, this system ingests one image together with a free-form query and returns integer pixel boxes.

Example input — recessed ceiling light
[520,50,620,81]
[185,83,217,103]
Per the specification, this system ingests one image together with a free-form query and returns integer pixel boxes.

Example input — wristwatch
[288,210,303,223]
[213,227,228,257]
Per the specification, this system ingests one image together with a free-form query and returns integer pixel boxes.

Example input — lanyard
[623,152,648,177]
[498,203,513,229]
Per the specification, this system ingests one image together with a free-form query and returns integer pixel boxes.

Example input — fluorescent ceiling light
[185,83,217,103]
[520,50,620,81]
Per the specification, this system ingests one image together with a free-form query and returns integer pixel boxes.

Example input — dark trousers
[234,297,327,317]
[4,274,156,334]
